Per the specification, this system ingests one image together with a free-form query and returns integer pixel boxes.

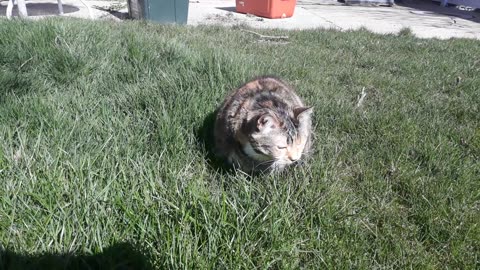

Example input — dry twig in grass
[241,29,289,40]
[357,87,367,108]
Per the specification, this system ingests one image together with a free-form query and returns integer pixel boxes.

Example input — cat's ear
[257,114,279,132]
[293,106,313,119]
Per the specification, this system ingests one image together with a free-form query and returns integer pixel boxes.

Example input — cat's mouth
[279,159,296,166]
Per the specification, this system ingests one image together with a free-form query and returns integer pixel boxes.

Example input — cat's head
[242,107,313,171]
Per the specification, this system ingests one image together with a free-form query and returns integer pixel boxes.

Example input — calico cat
[214,76,313,173]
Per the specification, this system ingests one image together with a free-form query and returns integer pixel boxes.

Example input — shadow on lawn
[0,242,153,270]
[196,110,234,175]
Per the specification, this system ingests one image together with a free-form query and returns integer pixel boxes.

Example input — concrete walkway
[189,0,480,39]
[1,0,479,39]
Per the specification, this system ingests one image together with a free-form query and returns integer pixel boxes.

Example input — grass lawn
[0,19,479,269]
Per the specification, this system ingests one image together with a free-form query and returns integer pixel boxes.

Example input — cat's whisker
[301,150,315,156]
[257,160,274,166]
[265,162,277,172]
[253,159,275,171]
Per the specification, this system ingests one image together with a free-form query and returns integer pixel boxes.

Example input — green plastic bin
[128,0,189,24]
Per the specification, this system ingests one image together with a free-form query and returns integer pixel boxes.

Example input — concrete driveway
[189,0,480,39]
[1,0,479,39]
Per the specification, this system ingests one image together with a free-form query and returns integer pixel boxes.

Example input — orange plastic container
[235,0,296,19]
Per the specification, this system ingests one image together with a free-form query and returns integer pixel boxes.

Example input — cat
[214,76,313,173]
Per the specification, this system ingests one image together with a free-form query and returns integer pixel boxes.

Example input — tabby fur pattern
[214,76,313,173]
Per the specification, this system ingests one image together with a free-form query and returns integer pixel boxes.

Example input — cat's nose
[288,152,300,161]
[288,156,299,162]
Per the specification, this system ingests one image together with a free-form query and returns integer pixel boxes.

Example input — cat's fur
[214,76,313,173]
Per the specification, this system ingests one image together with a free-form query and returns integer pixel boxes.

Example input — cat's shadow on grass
[0,242,153,270]
[196,110,235,175]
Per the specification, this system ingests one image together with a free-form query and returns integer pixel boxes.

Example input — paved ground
[1,0,479,39]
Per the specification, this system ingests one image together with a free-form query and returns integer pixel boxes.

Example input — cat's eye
[277,146,287,150]
[253,148,264,155]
